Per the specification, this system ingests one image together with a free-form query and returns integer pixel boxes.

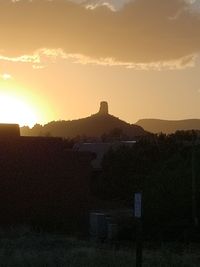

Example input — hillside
[136,118,200,134]
[21,102,147,139]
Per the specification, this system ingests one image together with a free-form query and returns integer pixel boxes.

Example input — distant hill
[136,119,200,134]
[21,102,147,139]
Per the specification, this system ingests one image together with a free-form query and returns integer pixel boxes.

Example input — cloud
[1,47,195,71]
[70,0,133,11]
[0,0,200,68]
[0,54,40,63]
[1,73,12,80]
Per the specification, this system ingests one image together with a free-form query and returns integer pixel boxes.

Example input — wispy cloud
[1,73,12,80]
[1,48,196,70]
[0,54,40,64]
[70,0,133,11]
[63,51,198,70]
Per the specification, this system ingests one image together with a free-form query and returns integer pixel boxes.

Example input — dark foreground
[1,227,200,267]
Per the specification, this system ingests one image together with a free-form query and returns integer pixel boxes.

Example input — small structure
[0,123,20,138]
[89,209,134,241]
[74,141,136,170]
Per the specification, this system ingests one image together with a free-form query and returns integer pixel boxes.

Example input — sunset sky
[0,0,200,127]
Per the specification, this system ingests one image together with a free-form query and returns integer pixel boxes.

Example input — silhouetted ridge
[136,118,200,134]
[21,102,147,139]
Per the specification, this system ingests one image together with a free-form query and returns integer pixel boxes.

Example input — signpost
[134,192,143,267]
[134,193,142,218]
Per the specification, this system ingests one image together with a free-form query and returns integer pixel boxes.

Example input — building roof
[74,141,136,170]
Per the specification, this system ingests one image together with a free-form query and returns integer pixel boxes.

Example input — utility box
[89,212,108,241]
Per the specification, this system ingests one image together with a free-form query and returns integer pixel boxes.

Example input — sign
[134,193,142,218]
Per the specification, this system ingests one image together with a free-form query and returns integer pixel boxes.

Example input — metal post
[136,219,143,267]
[192,135,199,227]
[134,193,143,267]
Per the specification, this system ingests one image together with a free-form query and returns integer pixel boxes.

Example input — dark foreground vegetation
[1,226,200,267]
[2,127,200,266]
[92,130,200,240]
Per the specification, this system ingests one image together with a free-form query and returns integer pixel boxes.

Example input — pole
[192,135,198,227]
[134,193,143,267]
[136,218,143,267]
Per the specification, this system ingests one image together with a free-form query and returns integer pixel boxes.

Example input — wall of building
[0,136,93,231]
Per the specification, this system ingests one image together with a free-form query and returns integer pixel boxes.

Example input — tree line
[92,131,200,231]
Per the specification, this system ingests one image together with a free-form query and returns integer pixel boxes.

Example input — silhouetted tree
[94,132,200,227]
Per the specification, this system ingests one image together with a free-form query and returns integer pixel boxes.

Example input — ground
[0,226,200,267]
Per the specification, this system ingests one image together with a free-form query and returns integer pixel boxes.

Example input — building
[74,141,136,170]
[0,124,93,230]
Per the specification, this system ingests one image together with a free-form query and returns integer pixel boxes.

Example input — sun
[0,93,38,127]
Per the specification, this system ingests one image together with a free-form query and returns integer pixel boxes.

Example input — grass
[0,226,200,266]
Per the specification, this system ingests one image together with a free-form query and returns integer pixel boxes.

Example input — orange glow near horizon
[0,76,57,127]
[0,92,39,127]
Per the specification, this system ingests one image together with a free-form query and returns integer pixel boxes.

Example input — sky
[0,0,200,127]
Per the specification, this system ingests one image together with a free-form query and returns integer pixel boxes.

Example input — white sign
[134,193,142,218]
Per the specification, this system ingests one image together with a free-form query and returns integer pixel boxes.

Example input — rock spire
[98,101,109,115]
